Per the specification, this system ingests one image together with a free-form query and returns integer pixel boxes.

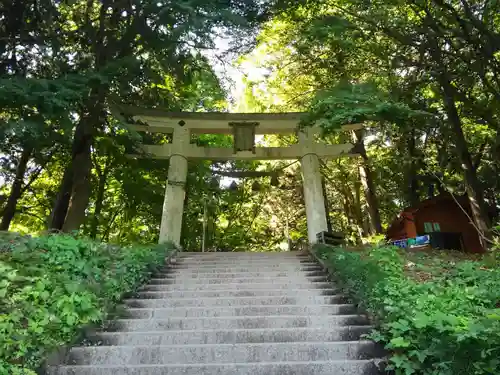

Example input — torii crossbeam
[119,106,362,246]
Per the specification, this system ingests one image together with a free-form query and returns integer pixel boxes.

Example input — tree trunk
[439,74,491,250]
[50,84,107,231]
[49,165,74,230]
[354,179,370,235]
[53,0,114,232]
[49,115,95,232]
[341,195,352,226]
[338,177,363,242]
[493,129,500,197]
[422,24,492,250]
[345,184,364,235]
[101,206,121,242]
[62,141,93,232]
[407,129,420,206]
[352,130,383,234]
[0,145,32,230]
[90,161,110,239]
[340,186,362,244]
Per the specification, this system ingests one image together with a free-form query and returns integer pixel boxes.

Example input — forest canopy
[1,0,499,251]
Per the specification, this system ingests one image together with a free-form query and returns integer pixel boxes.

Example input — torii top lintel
[118,106,362,135]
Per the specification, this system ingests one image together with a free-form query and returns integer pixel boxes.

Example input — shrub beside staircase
[47,251,385,375]
[0,234,174,375]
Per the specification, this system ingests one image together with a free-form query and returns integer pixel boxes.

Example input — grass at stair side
[313,245,500,375]
[0,233,175,374]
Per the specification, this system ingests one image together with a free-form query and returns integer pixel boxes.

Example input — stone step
[135,288,337,299]
[174,259,313,264]
[143,281,333,290]
[171,253,311,258]
[178,254,310,259]
[171,261,318,267]
[159,265,323,272]
[179,250,309,257]
[86,326,374,346]
[85,342,378,365]
[178,252,309,256]
[155,270,328,278]
[68,341,380,365]
[172,257,314,262]
[124,295,347,308]
[105,315,368,331]
[49,360,381,375]
[141,276,329,285]
[47,251,383,375]
[168,267,318,271]
[123,304,356,318]
[135,287,340,297]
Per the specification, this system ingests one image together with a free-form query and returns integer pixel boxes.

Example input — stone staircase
[48,251,384,375]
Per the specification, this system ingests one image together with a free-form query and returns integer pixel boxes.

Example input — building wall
[387,213,417,241]
[404,213,417,238]
[387,221,407,240]
[413,200,483,253]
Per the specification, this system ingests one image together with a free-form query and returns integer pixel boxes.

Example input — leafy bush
[0,234,174,374]
[0,231,31,253]
[314,245,500,375]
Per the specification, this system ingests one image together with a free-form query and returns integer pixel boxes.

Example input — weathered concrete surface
[139,278,332,291]
[104,315,369,331]
[67,341,381,365]
[86,326,374,346]
[159,265,323,272]
[48,252,384,375]
[158,270,327,278]
[135,275,329,285]
[49,361,379,375]
[135,287,340,297]
[159,127,189,246]
[299,129,329,243]
[123,295,347,308]
[123,304,356,318]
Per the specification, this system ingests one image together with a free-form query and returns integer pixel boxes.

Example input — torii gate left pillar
[159,126,189,245]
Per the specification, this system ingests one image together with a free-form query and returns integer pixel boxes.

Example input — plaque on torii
[229,121,258,154]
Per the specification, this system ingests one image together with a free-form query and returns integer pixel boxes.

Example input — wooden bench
[316,231,345,246]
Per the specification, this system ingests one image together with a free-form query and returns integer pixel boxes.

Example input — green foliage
[180,161,306,252]
[0,233,174,373]
[302,82,430,131]
[314,245,500,375]
[0,75,87,118]
[0,0,277,237]
[240,0,500,242]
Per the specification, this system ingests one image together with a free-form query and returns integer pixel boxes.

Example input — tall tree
[238,0,500,249]
[0,0,86,230]
[48,0,272,231]
[351,129,383,234]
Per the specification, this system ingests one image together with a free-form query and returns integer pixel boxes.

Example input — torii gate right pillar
[299,129,328,244]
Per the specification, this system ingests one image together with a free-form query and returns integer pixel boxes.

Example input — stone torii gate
[122,107,362,246]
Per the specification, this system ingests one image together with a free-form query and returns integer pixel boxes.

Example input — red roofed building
[386,193,490,253]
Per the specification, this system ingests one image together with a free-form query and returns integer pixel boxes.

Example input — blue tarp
[391,235,430,249]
